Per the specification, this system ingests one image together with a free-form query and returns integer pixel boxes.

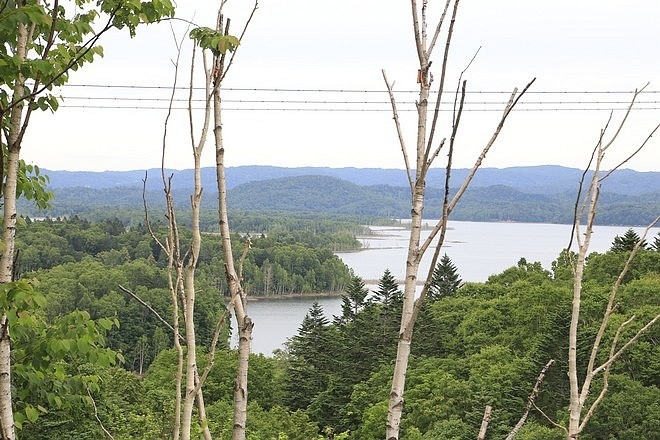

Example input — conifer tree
[610,228,648,252]
[336,275,369,324]
[283,302,333,411]
[428,254,462,301]
[372,269,403,308]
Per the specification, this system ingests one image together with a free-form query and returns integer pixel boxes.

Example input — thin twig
[532,401,567,434]
[505,359,555,440]
[118,284,183,342]
[382,70,414,192]
[599,121,660,181]
[219,0,259,82]
[87,389,115,440]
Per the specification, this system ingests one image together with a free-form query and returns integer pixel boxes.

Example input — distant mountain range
[43,165,660,196]
[21,165,660,226]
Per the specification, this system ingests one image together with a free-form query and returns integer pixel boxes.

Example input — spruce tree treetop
[651,232,660,251]
[428,254,462,301]
[372,268,402,307]
[611,228,648,252]
[336,275,369,325]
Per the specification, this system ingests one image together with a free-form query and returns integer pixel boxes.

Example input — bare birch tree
[190,2,258,439]
[383,1,533,438]
[125,22,242,439]
[134,25,216,439]
[558,87,660,440]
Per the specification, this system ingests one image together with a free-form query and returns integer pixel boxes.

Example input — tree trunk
[213,71,252,440]
[181,276,198,440]
[181,150,203,440]
[386,185,426,439]
[0,19,29,440]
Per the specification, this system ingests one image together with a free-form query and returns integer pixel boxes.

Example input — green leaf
[24,405,38,423]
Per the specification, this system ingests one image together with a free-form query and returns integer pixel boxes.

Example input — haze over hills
[20,165,659,226]
[43,165,660,196]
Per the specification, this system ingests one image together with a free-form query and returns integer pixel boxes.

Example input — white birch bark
[213,85,253,439]
[564,89,660,440]
[207,5,259,438]
[385,2,533,437]
[0,20,29,440]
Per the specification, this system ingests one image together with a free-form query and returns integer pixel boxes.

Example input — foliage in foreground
[9,221,660,439]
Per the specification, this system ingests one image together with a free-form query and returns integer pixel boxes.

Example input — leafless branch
[505,359,555,440]
[593,314,659,377]
[477,405,491,440]
[453,47,480,126]
[87,389,115,440]
[410,0,425,64]
[601,83,648,153]
[219,0,259,83]
[418,78,466,255]
[580,315,631,431]
[567,122,609,253]
[449,78,535,212]
[118,284,183,341]
[193,305,232,395]
[585,216,659,380]
[141,174,168,254]
[426,0,453,57]
[599,121,660,182]
[424,0,460,165]
[382,70,414,192]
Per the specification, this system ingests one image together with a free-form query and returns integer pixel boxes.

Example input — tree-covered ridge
[19,175,659,226]
[41,165,660,196]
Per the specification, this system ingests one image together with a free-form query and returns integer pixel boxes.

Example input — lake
[235,221,658,355]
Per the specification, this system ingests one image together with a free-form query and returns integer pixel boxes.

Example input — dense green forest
[10,215,660,439]
[14,216,357,373]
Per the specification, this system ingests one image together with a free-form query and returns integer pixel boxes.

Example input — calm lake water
[236,221,658,355]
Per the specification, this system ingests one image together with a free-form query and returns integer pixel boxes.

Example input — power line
[57,104,660,112]
[60,96,660,106]
[54,83,660,95]
[41,83,660,112]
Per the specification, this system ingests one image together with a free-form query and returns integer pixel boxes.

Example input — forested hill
[22,168,660,226]
[43,165,660,195]
[226,176,659,225]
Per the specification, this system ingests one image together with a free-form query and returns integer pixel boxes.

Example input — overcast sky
[22,0,660,172]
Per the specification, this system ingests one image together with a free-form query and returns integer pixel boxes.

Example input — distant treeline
[19,174,660,226]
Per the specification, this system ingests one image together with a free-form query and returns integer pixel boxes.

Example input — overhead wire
[44,83,660,112]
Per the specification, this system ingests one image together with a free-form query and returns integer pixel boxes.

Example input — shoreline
[226,292,344,302]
